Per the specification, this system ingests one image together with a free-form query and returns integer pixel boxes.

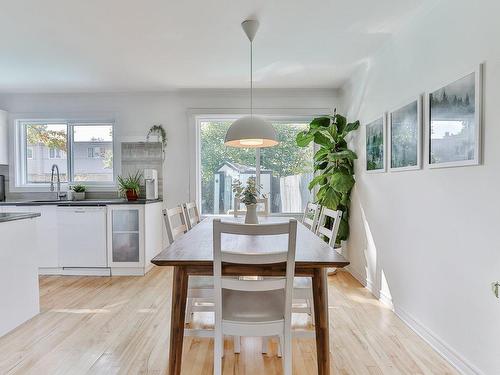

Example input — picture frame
[427,64,483,168]
[365,114,387,173]
[388,96,422,172]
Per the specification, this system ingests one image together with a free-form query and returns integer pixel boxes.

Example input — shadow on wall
[350,200,393,308]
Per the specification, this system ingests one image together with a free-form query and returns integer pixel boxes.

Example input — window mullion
[67,123,73,183]
[255,148,261,187]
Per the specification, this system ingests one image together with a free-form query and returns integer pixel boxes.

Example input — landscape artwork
[366,117,385,172]
[429,71,479,166]
[390,100,420,170]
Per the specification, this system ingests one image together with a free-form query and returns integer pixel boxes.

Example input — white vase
[73,192,85,201]
[245,204,259,224]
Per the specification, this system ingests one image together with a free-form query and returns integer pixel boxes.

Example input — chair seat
[222,289,285,323]
[188,276,213,289]
[293,277,312,289]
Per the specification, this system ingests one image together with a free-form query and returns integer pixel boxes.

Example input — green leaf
[310,117,331,129]
[316,185,328,200]
[314,161,329,171]
[296,131,314,147]
[322,187,341,209]
[313,130,332,147]
[329,150,358,161]
[331,172,355,193]
[340,193,350,206]
[308,175,326,190]
[337,217,349,242]
[335,114,347,134]
[344,120,360,134]
[313,148,329,162]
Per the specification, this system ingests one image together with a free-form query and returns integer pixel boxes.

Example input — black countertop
[0,198,163,207]
[0,212,41,223]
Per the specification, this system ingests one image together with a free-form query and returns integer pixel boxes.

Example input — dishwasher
[57,206,108,268]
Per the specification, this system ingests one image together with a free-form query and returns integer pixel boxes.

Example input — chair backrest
[316,207,343,247]
[213,219,297,319]
[233,197,270,217]
[302,202,321,232]
[183,201,200,230]
[163,206,188,244]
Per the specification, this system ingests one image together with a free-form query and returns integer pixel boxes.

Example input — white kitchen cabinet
[107,202,163,275]
[0,110,7,165]
[0,205,58,270]
[57,207,107,269]
[0,216,40,337]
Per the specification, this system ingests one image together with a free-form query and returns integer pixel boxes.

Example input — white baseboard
[61,268,111,276]
[38,267,62,275]
[346,265,482,375]
[110,267,145,276]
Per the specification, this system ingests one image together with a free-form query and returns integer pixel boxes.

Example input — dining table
[151,216,350,375]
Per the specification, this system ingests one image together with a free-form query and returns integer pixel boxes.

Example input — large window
[18,120,114,187]
[199,118,313,215]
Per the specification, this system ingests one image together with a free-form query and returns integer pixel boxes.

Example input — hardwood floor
[0,267,458,374]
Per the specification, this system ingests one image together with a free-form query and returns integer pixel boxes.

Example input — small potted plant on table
[117,171,142,201]
[71,184,86,201]
[232,176,263,224]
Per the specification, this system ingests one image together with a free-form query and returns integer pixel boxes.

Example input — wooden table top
[151,216,350,269]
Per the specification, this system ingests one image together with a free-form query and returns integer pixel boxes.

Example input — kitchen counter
[0,198,163,207]
[0,212,40,337]
[0,212,41,223]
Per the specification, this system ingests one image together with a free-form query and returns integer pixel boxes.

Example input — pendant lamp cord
[250,40,253,117]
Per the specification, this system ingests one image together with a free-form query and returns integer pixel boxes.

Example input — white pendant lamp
[224,20,278,148]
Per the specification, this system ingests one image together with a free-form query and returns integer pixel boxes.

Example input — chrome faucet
[50,164,65,200]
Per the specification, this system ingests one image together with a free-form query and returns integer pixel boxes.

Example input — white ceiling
[0,0,434,92]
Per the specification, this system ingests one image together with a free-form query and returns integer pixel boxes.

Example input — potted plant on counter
[71,184,86,201]
[232,176,263,224]
[117,171,142,201]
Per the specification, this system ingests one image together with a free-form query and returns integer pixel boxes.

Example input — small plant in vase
[71,184,86,201]
[117,171,142,201]
[232,177,264,224]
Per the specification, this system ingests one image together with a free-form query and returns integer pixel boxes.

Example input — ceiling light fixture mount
[224,19,278,148]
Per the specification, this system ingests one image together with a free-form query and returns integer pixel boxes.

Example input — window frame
[193,111,325,216]
[12,118,117,192]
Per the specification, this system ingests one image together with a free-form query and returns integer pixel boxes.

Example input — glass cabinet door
[111,209,140,263]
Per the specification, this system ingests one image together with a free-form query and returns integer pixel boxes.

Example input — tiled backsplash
[121,142,163,197]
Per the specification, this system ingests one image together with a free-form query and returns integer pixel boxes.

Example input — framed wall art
[428,65,482,168]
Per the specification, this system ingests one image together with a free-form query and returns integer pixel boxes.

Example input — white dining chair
[163,206,214,325]
[293,207,342,323]
[301,202,321,232]
[232,196,270,217]
[213,218,297,375]
[183,201,201,230]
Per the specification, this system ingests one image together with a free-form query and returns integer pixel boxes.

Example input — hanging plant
[147,124,168,159]
[296,110,359,243]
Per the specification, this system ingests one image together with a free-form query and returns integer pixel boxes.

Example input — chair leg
[261,337,269,354]
[283,331,292,375]
[233,336,241,354]
[214,333,222,375]
[185,297,193,324]
[277,335,283,358]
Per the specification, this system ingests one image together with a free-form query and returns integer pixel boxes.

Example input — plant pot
[244,204,258,224]
[125,190,138,201]
[73,192,85,201]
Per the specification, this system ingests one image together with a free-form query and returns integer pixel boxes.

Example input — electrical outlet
[492,282,500,298]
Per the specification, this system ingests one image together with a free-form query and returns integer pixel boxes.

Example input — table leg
[168,266,189,375]
[312,267,330,375]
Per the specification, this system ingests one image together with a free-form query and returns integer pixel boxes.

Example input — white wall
[342,1,500,374]
[0,89,339,206]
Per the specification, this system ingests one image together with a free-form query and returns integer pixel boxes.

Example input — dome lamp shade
[224,116,278,148]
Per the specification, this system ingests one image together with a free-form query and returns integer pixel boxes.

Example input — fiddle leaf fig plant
[296,111,360,243]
